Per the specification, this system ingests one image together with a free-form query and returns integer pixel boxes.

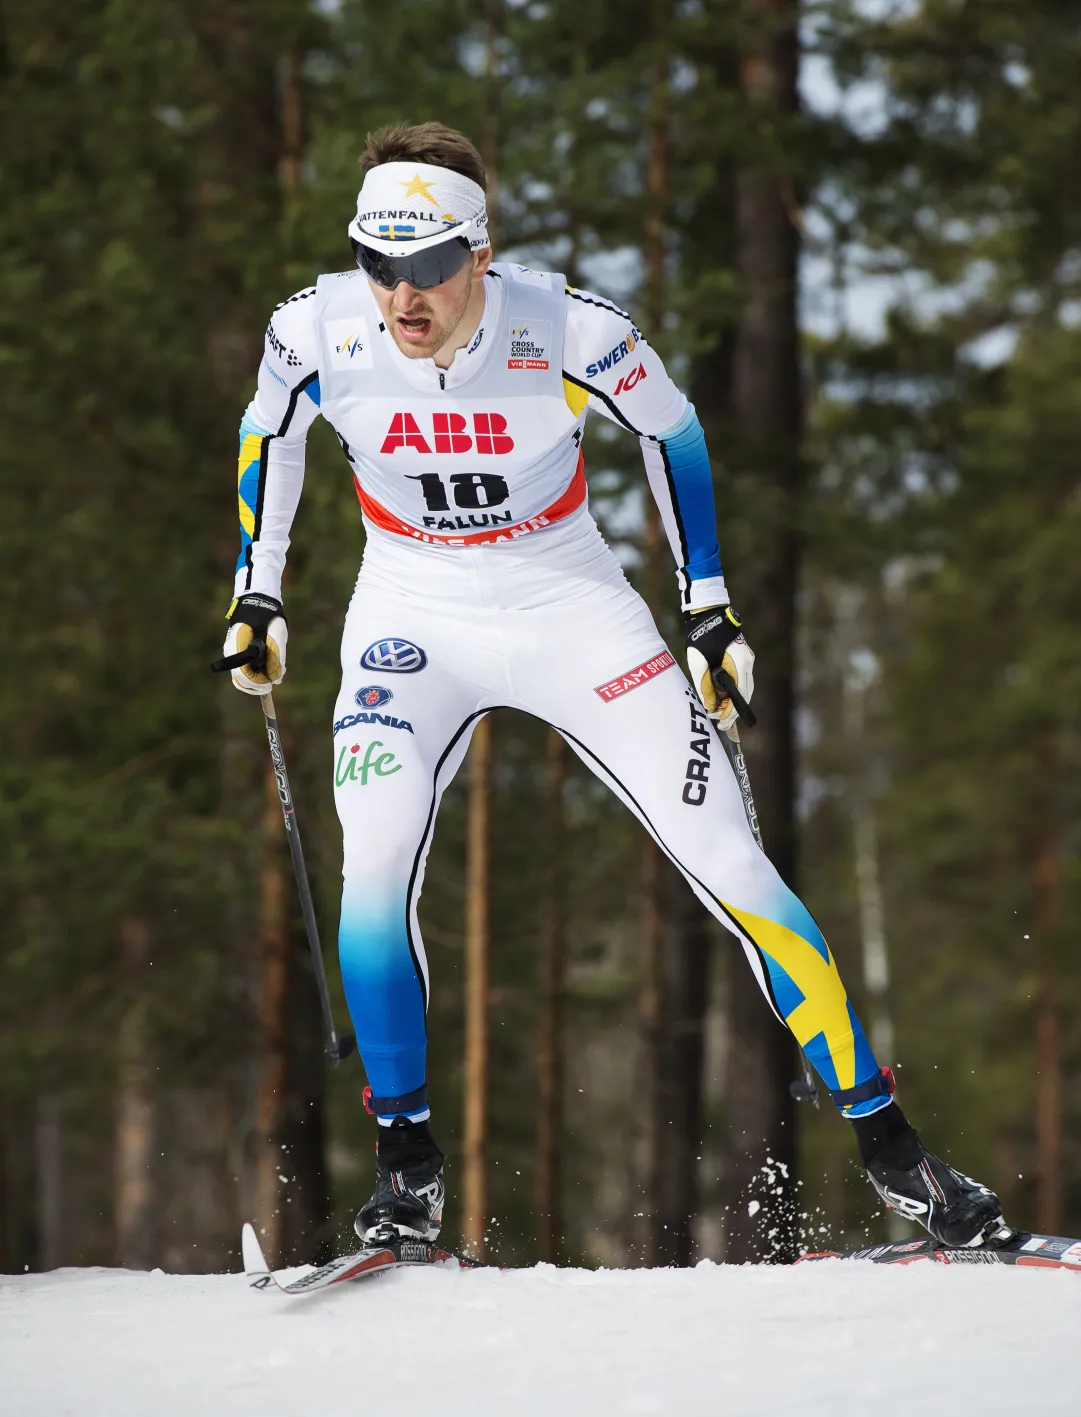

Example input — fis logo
[508,318,551,371]
[336,332,368,359]
[325,316,374,370]
[585,327,642,379]
[380,412,514,455]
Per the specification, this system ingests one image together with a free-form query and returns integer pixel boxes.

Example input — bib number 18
[407,472,510,512]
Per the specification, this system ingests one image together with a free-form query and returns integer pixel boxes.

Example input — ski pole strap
[830,1065,896,1109]
[363,1083,428,1117]
[712,667,757,728]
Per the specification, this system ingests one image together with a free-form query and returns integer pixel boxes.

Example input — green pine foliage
[3,0,1080,1269]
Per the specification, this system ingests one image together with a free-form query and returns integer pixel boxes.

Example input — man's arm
[233,288,322,604]
[561,287,729,613]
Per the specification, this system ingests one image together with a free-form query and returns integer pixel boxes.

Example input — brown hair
[360,122,487,191]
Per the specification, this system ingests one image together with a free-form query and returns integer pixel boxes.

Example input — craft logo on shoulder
[326,317,374,370]
[585,327,643,379]
[380,412,513,455]
[467,325,485,355]
[595,650,675,703]
[335,740,402,787]
[355,685,393,709]
[361,638,427,674]
[266,320,302,368]
[508,319,552,371]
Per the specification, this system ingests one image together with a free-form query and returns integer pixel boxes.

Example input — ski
[798,1230,1081,1271]
[241,1221,480,1296]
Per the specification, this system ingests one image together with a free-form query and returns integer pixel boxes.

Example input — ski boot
[356,1115,445,1244]
[854,1096,1009,1247]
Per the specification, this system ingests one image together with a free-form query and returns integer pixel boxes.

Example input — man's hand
[222,594,288,696]
[684,604,755,731]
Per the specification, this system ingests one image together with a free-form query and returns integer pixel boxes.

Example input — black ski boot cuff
[850,1099,918,1167]
[376,1117,444,1172]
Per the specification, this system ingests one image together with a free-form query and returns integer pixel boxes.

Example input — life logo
[585,326,643,379]
[326,317,374,370]
[335,741,401,787]
[360,638,428,673]
[508,319,551,371]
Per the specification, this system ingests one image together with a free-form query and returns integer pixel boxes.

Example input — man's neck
[432,275,488,370]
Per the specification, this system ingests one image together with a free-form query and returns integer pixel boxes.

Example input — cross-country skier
[223,122,1009,1251]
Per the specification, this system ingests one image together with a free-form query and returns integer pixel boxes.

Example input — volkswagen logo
[360,638,428,674]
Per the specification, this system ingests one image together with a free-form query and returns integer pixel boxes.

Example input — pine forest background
[2,0,1080,1273]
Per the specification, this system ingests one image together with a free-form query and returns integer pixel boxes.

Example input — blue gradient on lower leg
[338,899,427,1099]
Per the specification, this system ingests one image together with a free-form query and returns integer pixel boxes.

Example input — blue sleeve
[656,404,724,584]
[641,404,729,612]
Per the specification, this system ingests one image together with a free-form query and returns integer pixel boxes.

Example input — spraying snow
[2,1257,1078,1415]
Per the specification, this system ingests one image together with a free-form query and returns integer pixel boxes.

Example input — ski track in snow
[2,1259,1078,1416]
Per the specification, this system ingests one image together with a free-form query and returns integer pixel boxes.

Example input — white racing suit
[233,262,888,1123]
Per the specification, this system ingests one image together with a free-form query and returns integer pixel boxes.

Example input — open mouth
[395,313,433,342]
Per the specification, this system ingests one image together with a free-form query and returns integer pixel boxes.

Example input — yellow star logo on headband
[400,172,439,206]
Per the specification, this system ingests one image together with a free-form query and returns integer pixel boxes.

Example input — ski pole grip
[712,667,757,728]
[210,638,268,674]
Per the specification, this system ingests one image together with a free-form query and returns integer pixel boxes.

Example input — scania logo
[360,638,428,674]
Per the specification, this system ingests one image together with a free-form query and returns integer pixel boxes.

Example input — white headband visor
[348,160,489,256]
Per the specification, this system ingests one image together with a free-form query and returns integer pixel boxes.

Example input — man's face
[368,249,489,360]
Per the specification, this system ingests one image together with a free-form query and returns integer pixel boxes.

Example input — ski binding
[798,1229,1081,1271]
[241,1221,480,1296]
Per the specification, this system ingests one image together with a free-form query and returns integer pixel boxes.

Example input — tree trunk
[35,1092,63,1270]
[725,0,801,1264]
[636,837,664,1261]
[462,715,492,1255]
[654,889,711,1265]
[253,760,290,1263]
[115,917,157,1268]
[634,0,671,1269]
[461,5,503,1261]
[535,728,567,1263]
[1034,830,1061,1236]
[482,0,504,245]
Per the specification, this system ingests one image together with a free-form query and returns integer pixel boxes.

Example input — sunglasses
[351,235,474,291]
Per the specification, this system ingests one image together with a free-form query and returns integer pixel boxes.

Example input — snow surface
[2,1257,1079,1416]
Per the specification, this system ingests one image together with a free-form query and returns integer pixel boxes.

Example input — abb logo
[380,412,515,455]
[614,363,647,396]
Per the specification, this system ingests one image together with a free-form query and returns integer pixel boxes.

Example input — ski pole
[212,641,355,1064]
[713,668,819,1107]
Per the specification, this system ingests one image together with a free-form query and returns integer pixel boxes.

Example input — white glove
[222,593,288,696]
[684,604,755,732]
